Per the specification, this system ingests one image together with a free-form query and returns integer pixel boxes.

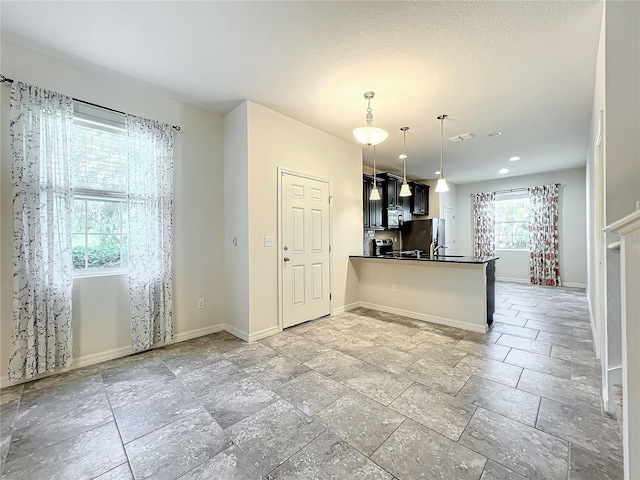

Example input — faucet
[434,245,446,255]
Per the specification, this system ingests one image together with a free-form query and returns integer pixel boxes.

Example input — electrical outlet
[264,236,274,247]
[197,298,205,309]
[392,284,398,293]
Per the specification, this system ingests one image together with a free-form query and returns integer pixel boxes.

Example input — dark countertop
[350,253,499,264]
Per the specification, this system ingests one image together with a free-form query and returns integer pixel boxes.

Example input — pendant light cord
[403,130,407,181]
[373,145,377,183]
[438,114,447,179]
[440,117,444,178]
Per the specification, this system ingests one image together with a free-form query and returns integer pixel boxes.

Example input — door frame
[277,168,333,332]
[442,205,455,254]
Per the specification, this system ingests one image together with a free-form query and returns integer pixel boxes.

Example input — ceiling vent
[448,132,476,143]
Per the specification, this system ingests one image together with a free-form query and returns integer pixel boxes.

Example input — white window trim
[73,268,128,278]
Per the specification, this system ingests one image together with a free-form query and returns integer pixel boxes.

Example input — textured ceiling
[1,1,603,184]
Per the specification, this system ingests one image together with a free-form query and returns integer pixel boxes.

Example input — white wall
[598,2,640,471]
[0,43,225,384]
[586,6,606,362]
[223,103,251,337]
[455,168,587,287]
[602,0,640,404]
[587,1,640,454]
[244,101,363,337]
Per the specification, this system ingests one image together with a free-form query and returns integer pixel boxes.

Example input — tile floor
[0,282,624,479]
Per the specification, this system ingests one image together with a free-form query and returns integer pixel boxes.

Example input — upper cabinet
[409,181,429,216]
[363,174,384,230]
[363,173,429,230]
[381,173,403,209]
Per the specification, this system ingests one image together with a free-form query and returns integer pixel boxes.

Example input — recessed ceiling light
[435,170,441,175]
[499,168,509,174]
[509,156,520,162]
[488,131,502,137]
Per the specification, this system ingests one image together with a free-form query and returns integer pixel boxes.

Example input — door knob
[284,257,290,262]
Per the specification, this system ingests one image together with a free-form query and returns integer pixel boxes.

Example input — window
[71,104,129,273]
[495,194,529,249]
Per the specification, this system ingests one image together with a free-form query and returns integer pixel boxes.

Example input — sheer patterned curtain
[528,184,561,286]
[473,192,495,257]
[9,82,74,380]
[126,115,174,351]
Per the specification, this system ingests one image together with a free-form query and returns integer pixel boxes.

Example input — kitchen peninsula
[350,254,498,333]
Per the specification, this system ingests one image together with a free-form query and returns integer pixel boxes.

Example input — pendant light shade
[354,126,389,146]
[435,178,449,192]
[353,91,388,146]
[399,182,412,196]
[369,184,382,201]
[398,126,412,197]
[435,114,450,193]
[369,145,381,201]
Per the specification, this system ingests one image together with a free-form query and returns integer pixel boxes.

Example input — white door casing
[443,206,455,254]
[280,171,331,329]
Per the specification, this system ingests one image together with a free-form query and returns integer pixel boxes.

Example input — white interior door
[280,172,331,328]
[443,206,455,254]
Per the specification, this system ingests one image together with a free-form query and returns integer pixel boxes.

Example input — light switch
[264,236,274,247]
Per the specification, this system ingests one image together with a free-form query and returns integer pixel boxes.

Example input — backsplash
[363,230,400,255]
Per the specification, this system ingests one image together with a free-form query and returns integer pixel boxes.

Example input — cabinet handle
[284,257,290,262]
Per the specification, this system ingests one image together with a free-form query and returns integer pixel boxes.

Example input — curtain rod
[1,74,181,132]
[470,183,561,196]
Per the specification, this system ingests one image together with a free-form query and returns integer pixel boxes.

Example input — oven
[373,238,394,256]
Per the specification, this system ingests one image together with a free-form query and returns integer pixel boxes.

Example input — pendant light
[369,145,381,201]
[353,91,389,146]
[399,126,412,197]
[435,114,450,192]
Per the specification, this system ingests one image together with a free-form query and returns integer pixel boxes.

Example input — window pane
[495,196,529,250]
[73,199,86,233]
[86,235,123,268]
[74,198,126,271]
[496,197,529,222]
[513,222,529,235]
[72,234,86,270]
[86,200,122,234]
[72,121,127,192]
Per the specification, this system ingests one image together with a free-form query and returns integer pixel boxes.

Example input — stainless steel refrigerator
[401,218,445,253]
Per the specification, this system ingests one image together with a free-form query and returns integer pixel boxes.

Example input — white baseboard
[333,302,360,315]
[174,324,226,343]
[496,277,587,290]
[496,277,530,284]
[247,326,281,342]
[223,324,250,342]
[358,301,488,333]
[1,323,229,389]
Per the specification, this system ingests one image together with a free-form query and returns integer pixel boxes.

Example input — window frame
[494,192,530,251]
[71,103,129,277]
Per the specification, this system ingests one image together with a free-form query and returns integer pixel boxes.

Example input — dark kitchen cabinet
[486,260,496,325]
[382,173,403,209]
[409,181,429,216]
[363,175,384,230]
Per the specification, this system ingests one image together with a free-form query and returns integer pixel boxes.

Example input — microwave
[387,209,404,229]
